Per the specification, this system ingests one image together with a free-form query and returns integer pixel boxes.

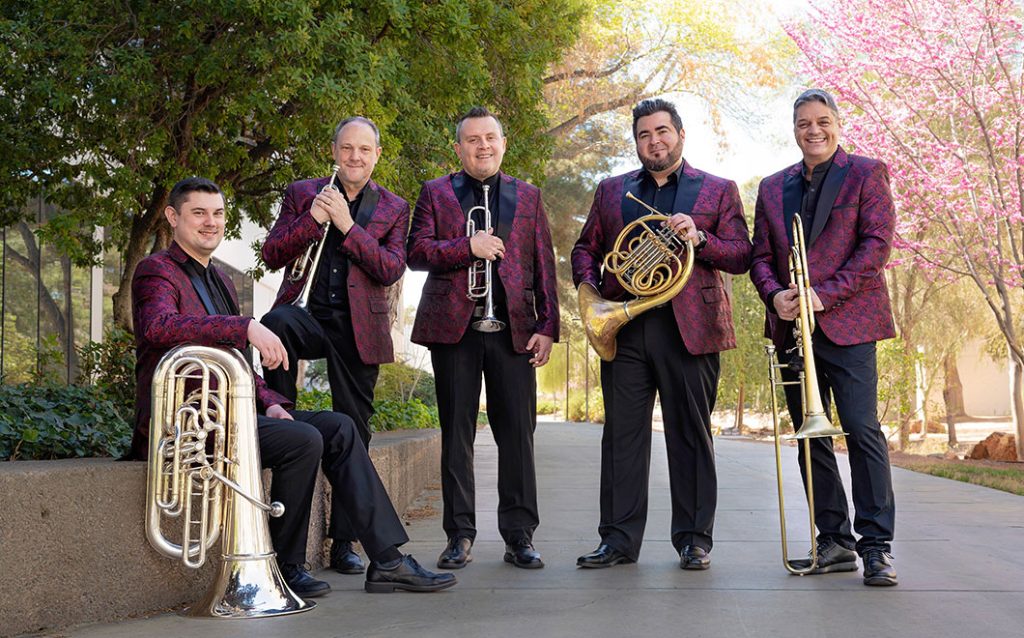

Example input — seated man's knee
[318,412,359,449]
[287,421,324,459]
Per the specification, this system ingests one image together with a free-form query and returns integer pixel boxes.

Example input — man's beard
[638,141,683,173]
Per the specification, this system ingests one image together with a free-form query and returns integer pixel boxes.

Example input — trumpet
[578,191,694,361]
[146,345,313,617]
[290,164,340,312]
[466,184,505,332]
[765,213,846,575]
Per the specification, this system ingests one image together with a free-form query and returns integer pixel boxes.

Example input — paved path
[64,422,1024,638]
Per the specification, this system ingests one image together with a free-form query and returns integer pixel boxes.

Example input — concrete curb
[0,428,439,637]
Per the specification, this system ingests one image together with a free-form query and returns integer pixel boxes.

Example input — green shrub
[370,397,439,431]
[76,328,136,424]
[537,399,560,415]
[567,391,605,423]
[0,384,132,460]
[375,361,436,406]
[296,390,439,432]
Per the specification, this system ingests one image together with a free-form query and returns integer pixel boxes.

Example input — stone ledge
[0,428,439,637]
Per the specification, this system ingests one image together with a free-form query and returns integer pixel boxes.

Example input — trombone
[764,213,846,575]
[466,184,505,332]
[290,164,340,312]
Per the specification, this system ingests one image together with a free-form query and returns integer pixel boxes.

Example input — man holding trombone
[750,89,898,586]
[260,116,409,575]
[407,106,559,571]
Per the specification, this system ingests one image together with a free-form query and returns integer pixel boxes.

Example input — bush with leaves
[0,384,131,460]
[296,389,439,432]
[76,328,136,424]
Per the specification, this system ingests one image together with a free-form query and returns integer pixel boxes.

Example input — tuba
[465,183,505,332]
[764,214,846,575]
[578,191,695,361]
[290,165,341,312]
[146,345,314,617]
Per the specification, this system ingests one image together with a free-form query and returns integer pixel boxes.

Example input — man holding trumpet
[407,106,559,571]
[749,89,898,586]
[571,98,752,571]
[260,116,409,575]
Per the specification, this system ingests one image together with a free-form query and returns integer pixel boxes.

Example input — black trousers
[779,327,895,554]
[258,409,408,565]
[598,306,720,561]
[261,304,380,542]
[430,327,539,544]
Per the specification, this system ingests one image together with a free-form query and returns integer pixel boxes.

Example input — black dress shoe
[790,538,859,574]
[365,555,458,593]
[576,544,635,568]
[679,545,711,570]
[504,540,544,569]
[329,540,366,575]
[280,563,331,598]
[437,536,473,569]
[862,549,898,586]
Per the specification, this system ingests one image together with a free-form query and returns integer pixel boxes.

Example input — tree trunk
[942,352,963,446]
[111,187,170,332]
[1011,350,1024,461]
[734,382,745,432]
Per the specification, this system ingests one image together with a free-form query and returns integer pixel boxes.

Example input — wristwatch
[694,230,708,252]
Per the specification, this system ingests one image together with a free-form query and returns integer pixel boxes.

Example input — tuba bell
[764,214,846,575]
[578,191,695,361]
[146,345,314,617]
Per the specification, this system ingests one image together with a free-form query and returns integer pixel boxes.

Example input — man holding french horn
[260,116,409,575]
[407,106,559,571]
[750,89,898,586]
[572,99,752,570]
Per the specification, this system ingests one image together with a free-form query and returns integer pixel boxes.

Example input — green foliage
[1,0,587,327]
[370,397,439,432]
[76,328,136,424]
[375,361,436,406]
[567,388,604,423]
[296,389,439,432]
[537,399,560,415]
[0,383,131,460]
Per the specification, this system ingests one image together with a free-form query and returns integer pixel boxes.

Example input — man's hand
[773,283,823,321]
[470,228,505,261]
[313,187,354,233]
[526,334,554,367]
[265,404,293,421]
[247,320,289,371]
[665,213,700,244]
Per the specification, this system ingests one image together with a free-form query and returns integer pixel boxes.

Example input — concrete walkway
[61,422,1024,638]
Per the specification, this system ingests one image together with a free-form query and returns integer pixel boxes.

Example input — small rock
[969,432,1018,461]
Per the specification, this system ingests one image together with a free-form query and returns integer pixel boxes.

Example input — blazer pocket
[701,286,725,304]
[423,277,451,295]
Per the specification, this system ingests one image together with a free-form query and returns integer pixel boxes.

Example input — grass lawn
[889,452,1024,496]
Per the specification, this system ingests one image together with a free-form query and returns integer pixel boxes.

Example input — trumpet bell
[789,414,847,440]
[578,283,629,362]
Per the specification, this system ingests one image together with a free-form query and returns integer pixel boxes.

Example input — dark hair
[631,99,683,138]
[168,176,222,211]
[455,106,504,142]
[333,116,381,145]
[793,89,839,122]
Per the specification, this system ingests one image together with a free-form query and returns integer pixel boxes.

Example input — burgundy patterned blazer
[262,177,409,365]
[407,171,560,352]
[749,146,896,348]
[130,241,290,460]
[571,162,752,356]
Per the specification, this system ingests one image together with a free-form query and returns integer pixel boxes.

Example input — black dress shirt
[183,257,237,316]
[310,186,366,313]
[454,173,508,321]
[800,152,835,237]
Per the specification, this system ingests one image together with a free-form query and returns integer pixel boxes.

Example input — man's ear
[164,205,178,228]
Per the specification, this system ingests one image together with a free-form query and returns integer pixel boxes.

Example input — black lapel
[809,162,850,246]
[495,176,516,242]
[783,170,802,246]
[354,185,380,228]
[672,165,705,215]
[620,173,644,224]
[451,172,475,216]
[184,268,217,316]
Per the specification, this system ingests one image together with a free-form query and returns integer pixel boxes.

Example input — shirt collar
[639,159,685,186]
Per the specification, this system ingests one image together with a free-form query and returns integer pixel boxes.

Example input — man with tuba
[408,106,559,571]
[572,98,751,570]
[131,177,455,596]
[750,89,898,586]
[260,116,408,575]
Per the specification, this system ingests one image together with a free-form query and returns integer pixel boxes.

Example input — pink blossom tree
[788,0,1024,458]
